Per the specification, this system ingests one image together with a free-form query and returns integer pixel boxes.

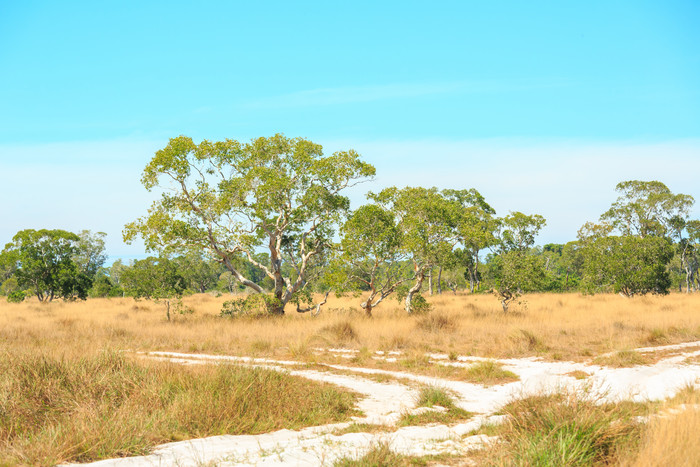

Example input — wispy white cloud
[323,138,700,245]
[243,82,463,109]
[3,136,697,258]
[242,79,570,109]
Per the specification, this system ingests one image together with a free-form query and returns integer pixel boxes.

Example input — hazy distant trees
[0,229,106,302]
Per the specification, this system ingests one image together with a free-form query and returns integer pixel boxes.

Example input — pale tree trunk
[405,270,425,314]
[437,266,442,294]
[360,300,373,318]
[428,268,433,295]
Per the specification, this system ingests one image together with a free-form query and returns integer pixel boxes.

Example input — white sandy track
[65,342,700,467]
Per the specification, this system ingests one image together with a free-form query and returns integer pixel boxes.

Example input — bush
[221,294,281,318]
[7,290,25,303]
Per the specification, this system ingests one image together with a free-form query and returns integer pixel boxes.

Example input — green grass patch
[593,350,652,367]
[333,442,463,467]
[398,386,472,426]
[0,347,358,466]
[565,370,591,380]
[332,423,396,435]
[463,360,519,385]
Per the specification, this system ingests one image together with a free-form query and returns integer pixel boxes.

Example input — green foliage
[220,294,282,318]
[395,287,432,314]
[580,235,674,296]
[0,276,19,296]
[496,212,547,253]
[370,186,460,313]
[486,212,547,310]
[173,253,220,293]
[0,229,101,302]
[120,257,186,319]
[120,257,185,300]
[332,203,410,315]
[7,290,25,303]
[89,274,123,298]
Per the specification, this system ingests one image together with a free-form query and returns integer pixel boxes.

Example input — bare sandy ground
[65,341,700,466]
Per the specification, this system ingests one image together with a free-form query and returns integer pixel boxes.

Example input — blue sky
[1,1,699,259]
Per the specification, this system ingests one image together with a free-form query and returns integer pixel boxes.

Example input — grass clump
[320,320,359,346]
[0,347,358,466]
[593,350,652,367]
[464,361,519,385]
[484,392,643,466]
[415,312,458,333]
[398,386,472,426]
[332,423,396,435]
[334,442,408,466]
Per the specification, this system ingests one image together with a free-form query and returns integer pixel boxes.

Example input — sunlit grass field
[2,291,698,362]
[1,291,699,465]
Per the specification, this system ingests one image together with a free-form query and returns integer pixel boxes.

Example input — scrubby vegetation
[0,345,357,465]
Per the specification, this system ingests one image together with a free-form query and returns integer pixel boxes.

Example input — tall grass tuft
[334,442,407,466]
[398,385,472,426]
[485,392,643,466]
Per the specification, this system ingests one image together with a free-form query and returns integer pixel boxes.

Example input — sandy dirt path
[65,341,700,466]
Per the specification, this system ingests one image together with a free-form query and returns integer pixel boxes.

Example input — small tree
[370,187,459,314]
[121,257,186,320]
[444,189,497,293]
[488,212,547,311]
[332,204,411,317]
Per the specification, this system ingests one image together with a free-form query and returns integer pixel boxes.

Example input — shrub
[7,290,25,303]
[220,294,281,318]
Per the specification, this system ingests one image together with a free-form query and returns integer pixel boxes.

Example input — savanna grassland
[3,292,698,362]
[2,291,699,465]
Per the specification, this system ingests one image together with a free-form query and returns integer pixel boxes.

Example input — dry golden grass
[2,292,698,363]
[2,292,699,465]
[619,388,700,467]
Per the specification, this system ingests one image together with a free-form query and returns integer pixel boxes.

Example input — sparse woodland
[1,135,699,466]
[3,135,697,314]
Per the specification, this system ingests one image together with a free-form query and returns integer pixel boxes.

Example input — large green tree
[124,134,375,315]
[0,229,99,302]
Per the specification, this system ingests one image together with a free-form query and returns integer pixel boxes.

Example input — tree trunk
[405,270,425,314]
[437,267,442,294]
[428,268,433,295]
[361,301,373,318]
